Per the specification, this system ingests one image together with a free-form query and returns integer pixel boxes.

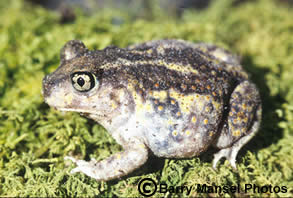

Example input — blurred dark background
[27,0,293,23]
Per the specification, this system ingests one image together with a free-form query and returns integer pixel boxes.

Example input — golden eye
[71,72,96,92]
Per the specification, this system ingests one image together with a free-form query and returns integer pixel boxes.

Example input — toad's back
[100,39,248,99]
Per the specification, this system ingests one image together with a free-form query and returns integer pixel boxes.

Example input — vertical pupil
[77,77,85,87]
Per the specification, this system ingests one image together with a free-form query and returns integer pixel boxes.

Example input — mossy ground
[0,0,292,197]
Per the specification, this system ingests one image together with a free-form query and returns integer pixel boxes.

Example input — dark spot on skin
[107,156,115,164]
[109,93,116,100]
[154,139,169,150]
[166,97,183,119]
[80,113,89,117]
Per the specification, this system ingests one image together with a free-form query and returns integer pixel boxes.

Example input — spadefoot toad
[42,39,261,181]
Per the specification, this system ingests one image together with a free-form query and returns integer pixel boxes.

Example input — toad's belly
[124,89,224,158]
[144,129,210,158]
[140,111,221,158]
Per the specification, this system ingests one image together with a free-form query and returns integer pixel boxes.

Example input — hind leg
[212,81,262,169]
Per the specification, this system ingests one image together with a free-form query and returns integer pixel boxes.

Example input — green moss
[0,0,292,197]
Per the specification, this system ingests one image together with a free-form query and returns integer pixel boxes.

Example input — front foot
[65,156,101,179]
[64,141,148,181]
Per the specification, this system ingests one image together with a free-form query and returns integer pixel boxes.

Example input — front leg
[65,140,148,181]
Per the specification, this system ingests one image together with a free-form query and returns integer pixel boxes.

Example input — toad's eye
[71,72,96,92]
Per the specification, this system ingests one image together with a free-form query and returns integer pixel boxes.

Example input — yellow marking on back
[237,112,244,117]
[158,106,164,111]
[137,103,144,112]
[205,106,210,112]
[146,104,152,112]
[130,50,145,54]
[127,82,158,115]
[147,49,153,54]
[167,119,174,125]
[157,45,165,54]
[127,83,147,114]
[152,90,168,101]
[191,116,197,123]
[232,130,241,137]
[204,119,209,125]
[100,58,199,75]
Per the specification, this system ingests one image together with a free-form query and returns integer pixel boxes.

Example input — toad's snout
[42,74,54,100]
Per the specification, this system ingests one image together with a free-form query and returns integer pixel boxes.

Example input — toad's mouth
[56,107,105,117]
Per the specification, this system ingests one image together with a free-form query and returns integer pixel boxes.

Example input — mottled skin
[42,39,262,181]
